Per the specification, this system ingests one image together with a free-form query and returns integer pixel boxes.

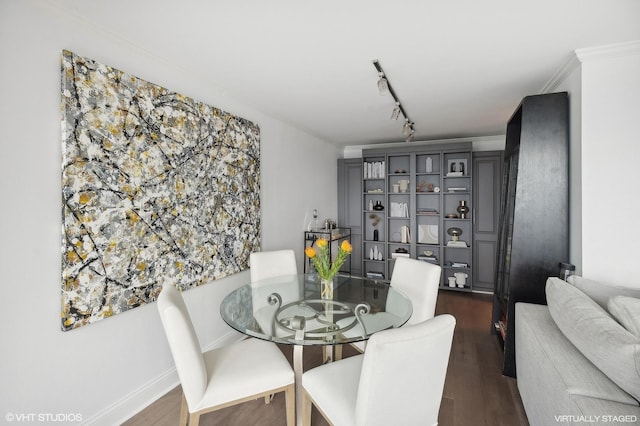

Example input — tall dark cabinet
[492,92,570,378]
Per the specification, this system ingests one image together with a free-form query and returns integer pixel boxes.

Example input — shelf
[305,228,351,242]
[440,285,472,292]
[361,144,472,290]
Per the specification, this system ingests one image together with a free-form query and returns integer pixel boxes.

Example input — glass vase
[321,278,334,300]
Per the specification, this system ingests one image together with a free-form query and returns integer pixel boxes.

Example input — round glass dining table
[220,273,412,425]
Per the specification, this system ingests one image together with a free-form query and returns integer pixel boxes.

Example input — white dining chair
[338,257,442,356]
[249,249,301,338]
[302,314,456,426]
[157,284,295,426]
[389,257,442,325]
[250,249,298,283]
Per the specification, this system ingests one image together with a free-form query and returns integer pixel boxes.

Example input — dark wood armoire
[492,92,570,377]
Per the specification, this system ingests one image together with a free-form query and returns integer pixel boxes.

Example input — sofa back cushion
[567,275,640,310]
[546,277,640,402]
[609,296,640,338]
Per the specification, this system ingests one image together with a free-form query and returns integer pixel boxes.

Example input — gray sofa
[516,276,640,426]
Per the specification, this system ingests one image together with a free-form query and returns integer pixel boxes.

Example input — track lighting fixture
[377,73,389,95]
[391,102,401,120]
[402,119,413,137]
[372,59,415,141]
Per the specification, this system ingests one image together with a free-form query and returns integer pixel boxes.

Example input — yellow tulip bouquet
[305,238,352,298]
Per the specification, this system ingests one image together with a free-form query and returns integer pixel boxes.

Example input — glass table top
[220,274,412,346]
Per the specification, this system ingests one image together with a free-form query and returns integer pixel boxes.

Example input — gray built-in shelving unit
[361,142,474,291]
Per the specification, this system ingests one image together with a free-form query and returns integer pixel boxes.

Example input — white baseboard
[82,331,245,425]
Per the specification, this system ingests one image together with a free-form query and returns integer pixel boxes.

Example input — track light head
[377,73,389,95]
[402,120,413,137]
[391,103,401,120]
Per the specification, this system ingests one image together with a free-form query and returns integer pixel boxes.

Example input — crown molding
[575,39,640,62]
[541,40,640,94]
[540,53,581,94]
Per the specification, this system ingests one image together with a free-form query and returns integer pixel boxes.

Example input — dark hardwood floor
[124,291,528,426]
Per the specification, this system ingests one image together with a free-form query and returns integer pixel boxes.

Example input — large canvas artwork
[60,50,260,331]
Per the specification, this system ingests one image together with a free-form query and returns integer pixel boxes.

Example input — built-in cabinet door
[337,159,362,276]
[472,151,503,293]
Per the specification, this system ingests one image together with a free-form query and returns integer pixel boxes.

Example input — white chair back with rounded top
[302,314,456,426]
[390,256,442,324]
[339,257,442,356]
[157,284,295,426]
[250,249,298,283]
[157,284,208,410]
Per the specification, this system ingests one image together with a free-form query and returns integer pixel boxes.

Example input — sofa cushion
[516,303,638,407]
[546,277,640,402]
[567,275,640,310]
[609,296,640,337]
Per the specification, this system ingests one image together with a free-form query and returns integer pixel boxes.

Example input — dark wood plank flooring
[124,291,528,426]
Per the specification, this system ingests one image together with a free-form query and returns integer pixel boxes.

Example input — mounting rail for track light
[372,59,415,139]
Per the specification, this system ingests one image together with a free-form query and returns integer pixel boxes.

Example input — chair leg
[188,412,201,426]
[179,393,189,426]
[285,384,296,426]
[334,344,343,360]
[301,389,313,426]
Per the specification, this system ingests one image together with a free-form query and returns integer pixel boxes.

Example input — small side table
[303,228,351,274]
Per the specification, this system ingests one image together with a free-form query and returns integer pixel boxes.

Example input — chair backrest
[389,257,442,325]
[249,249,298,283]
[355,314,456,426]
[157,285,207,410]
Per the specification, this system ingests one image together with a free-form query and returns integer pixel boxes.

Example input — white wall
[579,42,640,284]
[0,1,339,424]
[544,41,640,285]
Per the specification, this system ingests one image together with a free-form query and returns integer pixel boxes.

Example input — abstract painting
[60,50,260,331]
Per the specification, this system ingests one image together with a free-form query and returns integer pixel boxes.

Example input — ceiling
[51,0,640,148]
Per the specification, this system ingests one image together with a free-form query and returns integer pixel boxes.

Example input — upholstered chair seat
[157,284,295,426]
[302,314,456,426]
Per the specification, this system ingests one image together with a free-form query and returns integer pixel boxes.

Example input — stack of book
[418,255,438,263]
[416,208,438,215]
[391,252,410,259]
[366,271,385,279]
